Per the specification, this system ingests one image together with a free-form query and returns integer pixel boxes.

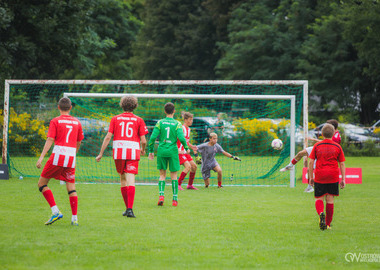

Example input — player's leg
[314,182,327,230]
[170,171,179,206]
[169,155,180,206]
[157,156,168,206]
[326,195,335,229]
[213,165,223,188]
[38,176,63,225]
[122,160,139,217]
[187,160,198,190]
[280,149,308,172]
[202,170,211,188]
[325,183,339,229]
[178,160,191,190]
[66,181,78,225]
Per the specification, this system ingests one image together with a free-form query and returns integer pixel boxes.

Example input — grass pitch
[0,157,379,269]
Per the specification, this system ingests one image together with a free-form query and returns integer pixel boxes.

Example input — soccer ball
[271,139,283,150]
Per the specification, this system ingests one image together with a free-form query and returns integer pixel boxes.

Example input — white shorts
[306,146,316,169]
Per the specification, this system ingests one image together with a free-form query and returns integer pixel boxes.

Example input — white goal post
[3,80,308,187]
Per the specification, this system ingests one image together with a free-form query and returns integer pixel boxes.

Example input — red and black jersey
[309,139,345,183]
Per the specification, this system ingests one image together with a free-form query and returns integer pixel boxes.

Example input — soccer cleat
[157,196,164,206]
[205,185,209,188]
[327,225,332,230]
[304,186,314,193]
[217,185,223,189]
[319,212,327,230]
[172,200,178,207]
[71,220,79,226]
[186,185,198,190]
[45,211,63,225]
[280,165,294,172]
[123,208,136,218]
[178,186,184,191]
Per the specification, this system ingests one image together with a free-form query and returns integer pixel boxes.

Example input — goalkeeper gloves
[232,156,241,161]
[194,153,202,164]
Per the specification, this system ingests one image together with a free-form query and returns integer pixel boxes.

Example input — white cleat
[304,186,314,193]
[280,165,294,172]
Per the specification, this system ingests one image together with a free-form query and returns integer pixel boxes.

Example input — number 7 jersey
[47,115,84,168]
[108,112,148,160]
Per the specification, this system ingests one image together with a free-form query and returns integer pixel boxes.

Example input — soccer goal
[3,80,308,187]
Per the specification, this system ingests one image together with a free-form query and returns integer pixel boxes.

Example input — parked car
[77,117,109,138]
[310,122,380,144]
[369,120,380,133]
[192,117,237,143]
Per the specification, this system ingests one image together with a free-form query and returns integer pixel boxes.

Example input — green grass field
[1,157,379,269]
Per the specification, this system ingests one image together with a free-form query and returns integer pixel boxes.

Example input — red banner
[302,167,362,184]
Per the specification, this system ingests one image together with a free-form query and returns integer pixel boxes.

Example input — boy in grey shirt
[195,133,241,188]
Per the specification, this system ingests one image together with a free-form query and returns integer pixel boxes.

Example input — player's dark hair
[58,97,72,111]
[322,123,334,139]
[183,112,193,120]
[164,102,175,114]
[326,119,338,130]
[120,95,138,112]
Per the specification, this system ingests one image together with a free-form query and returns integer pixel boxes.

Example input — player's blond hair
[183,112,193,120]
[322,123,334,139]
[58,97,72,111]
[120,95,138,112]
[209,132,218,138]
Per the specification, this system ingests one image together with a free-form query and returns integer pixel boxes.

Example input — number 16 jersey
[109,112,148,160]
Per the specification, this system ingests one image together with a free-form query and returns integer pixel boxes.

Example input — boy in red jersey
[36,97,84,226]
[280,119,341,193]
[96,96,148,218]
[177,112,198,190]
[308,123,346,230]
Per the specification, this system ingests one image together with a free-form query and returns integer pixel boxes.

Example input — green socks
[172,180,178,201]
[159,180,165,196]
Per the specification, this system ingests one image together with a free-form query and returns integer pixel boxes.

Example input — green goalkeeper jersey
[148,117,189,157]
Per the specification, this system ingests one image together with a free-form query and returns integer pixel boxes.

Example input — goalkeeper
[194,132,241,188]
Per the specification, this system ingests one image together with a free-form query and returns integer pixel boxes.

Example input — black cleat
[319,212,327,230]
[123,208,136,218]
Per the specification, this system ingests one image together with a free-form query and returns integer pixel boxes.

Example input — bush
[1,108,47,156]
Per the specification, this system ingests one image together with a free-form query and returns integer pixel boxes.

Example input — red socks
[42,189,56,207]
[121,186,135,209]
[218,181,222,187]
[178,172,187,186]
[69,196,78,215]
[121,186,129,208]
[127,186,135,209]
[315,200,324,215]
[326,203,334,226]
[291,158,298,165]
[188,172,195,186]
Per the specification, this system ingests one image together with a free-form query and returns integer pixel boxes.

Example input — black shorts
[314,182,339,198]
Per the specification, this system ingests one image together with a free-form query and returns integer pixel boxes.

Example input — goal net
[2,80,307,187]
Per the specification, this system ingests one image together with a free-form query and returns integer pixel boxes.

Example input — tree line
[1,0,379,124]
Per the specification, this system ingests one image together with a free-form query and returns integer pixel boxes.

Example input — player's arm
[96,132,113,162]
[148,124,160,159]
[76,141,82,153]
[36,137,55,168]
[140,135,147,156]
[222,151,241,161]
[308,158,315,186]
[339,161,346,189]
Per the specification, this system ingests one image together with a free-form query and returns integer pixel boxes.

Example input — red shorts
[114,159,139,175]
[41,157,76,183]
[179,154,193,165]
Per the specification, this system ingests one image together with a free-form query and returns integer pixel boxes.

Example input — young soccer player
[308,123,346,230]
[148,102,190,206]
[177,112,198,190]
[280,119,341,193]
[36,97,84,226]
[96,96,148,218]
[195,132,241,188]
